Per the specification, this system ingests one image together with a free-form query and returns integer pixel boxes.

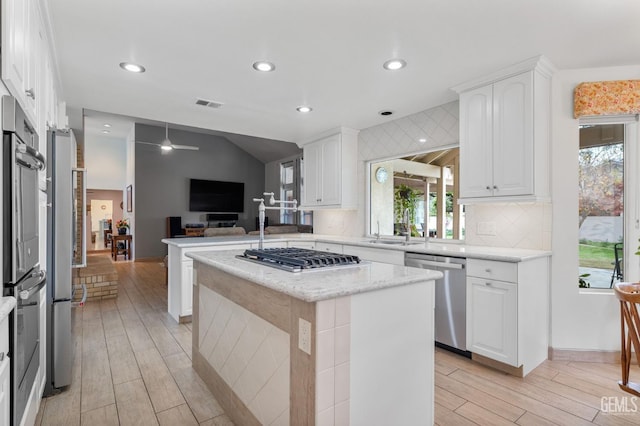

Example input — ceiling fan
[136,123,199,152]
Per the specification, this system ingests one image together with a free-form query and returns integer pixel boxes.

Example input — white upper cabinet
[454,56,554,203]
[300,128,358,209]
[2,0,60,137]
[2,0,29,105]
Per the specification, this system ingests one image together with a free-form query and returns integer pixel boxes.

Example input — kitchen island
[188,249,442,426]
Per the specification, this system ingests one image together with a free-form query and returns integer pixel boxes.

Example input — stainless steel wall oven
[2,96,46,425]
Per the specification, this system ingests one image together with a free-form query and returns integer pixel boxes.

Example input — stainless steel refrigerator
[45,129,85,395]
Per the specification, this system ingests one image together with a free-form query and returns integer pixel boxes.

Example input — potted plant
[394,184,422,237]
[116,219,129,235]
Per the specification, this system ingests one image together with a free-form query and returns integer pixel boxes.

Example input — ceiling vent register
[195,98,224,108]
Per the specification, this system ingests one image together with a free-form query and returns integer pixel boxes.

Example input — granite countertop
[164,233,550,262]
[0,297,16,322]
[187,250,442,302]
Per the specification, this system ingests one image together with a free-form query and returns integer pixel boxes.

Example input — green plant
[578,273,591,288]
[394,184,422,237]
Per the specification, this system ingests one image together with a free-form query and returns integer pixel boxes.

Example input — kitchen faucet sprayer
[253,192,298,249]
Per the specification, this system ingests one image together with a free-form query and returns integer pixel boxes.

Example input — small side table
[111,234,132,261]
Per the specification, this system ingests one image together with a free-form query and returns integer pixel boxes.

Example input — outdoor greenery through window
[369,148,464,240]
[578,124,624,289]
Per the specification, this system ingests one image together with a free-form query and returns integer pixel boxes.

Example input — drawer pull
[485,268,492,273]
[0,352,4,361]
[485,282,492,286]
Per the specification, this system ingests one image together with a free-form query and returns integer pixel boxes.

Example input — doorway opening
[86,189,124,252]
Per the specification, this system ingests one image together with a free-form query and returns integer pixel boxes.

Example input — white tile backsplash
[198,286,290,425]
[312,99,549,251]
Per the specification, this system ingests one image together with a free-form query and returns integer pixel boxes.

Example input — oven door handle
[18,272,46,301]
[16,143,46,171]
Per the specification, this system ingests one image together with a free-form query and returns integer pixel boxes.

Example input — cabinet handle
[485,186,491,190]
[485,268,491,273]
[25,88,35,100]
[493,185,498,190]
[485,282,492,286]
[316,198,322,202]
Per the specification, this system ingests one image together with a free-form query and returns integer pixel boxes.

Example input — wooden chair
[613,282,640,396]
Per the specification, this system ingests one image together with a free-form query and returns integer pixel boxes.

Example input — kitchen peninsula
[188,249,442,426]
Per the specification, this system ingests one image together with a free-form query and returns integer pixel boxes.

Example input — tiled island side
[189,250,441,426]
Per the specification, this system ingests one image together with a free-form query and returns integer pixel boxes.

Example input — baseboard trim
[472,353,524,377]
[548,347,620,363]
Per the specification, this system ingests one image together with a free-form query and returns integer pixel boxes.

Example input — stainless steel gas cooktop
[237,247,361,272]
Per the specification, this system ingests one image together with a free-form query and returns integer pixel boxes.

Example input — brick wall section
[74,253,118,302]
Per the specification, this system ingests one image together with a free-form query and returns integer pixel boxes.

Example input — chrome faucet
[253,192,298,250]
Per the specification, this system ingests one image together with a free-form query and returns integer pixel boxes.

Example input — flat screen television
[189,178,244,212]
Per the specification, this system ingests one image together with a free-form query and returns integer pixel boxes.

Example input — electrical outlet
[298,318,311,354]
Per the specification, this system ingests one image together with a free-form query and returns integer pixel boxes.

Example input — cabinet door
[492,72,533,196]
[467,277,517,366]
[319,134,341,205]
[0,357,9,426]
[303,142,322,206]
[341,245,404,265]
[459,85,493,198]
[24,0,40,121]
[2,0,29,104]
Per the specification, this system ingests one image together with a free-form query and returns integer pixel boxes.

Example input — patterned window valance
[574,80,640,118]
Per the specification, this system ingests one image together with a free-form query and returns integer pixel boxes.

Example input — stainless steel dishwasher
[405,252,470,357]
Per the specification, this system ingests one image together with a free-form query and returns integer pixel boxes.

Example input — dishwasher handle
[406,258,464,270]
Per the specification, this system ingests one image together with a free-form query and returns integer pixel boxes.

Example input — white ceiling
[47,0,640,148]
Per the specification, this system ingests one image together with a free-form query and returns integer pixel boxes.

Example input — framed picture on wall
[127,185,133,212]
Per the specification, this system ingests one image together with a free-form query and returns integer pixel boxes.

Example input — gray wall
[135,124,265,258]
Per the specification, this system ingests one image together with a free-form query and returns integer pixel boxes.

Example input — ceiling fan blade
[136,140,160,147]
[171,144,199,151]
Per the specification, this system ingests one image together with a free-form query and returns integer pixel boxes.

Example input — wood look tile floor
[34,254,640,425]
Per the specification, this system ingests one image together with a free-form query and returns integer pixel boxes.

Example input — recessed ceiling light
[383,59,407,71]
[102,130,110,134]
[378,110,393,116]
[252,61,275,72]
[296,106,312,113]
[103,123,111,128]
[418,138,427,143]
[119,62,146,73]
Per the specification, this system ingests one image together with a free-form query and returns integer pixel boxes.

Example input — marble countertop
[0,297,16,322]
[164,233,550,262]
[187,250,442,302]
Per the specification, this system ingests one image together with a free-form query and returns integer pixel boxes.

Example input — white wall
[85,135,127,190]
[550,64,640,352]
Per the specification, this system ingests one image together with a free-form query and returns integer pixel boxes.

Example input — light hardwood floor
[34,254,640,425]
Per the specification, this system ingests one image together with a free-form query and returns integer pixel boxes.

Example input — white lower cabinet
[0,311,9,426]
[466,257,549,376]
[341,244,405,266]
[467,277,517,365]
[0,354,8,426]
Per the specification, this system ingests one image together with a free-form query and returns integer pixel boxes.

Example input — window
[578,119,639,289]
[368,147,464,239]
[279,158,312,225]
